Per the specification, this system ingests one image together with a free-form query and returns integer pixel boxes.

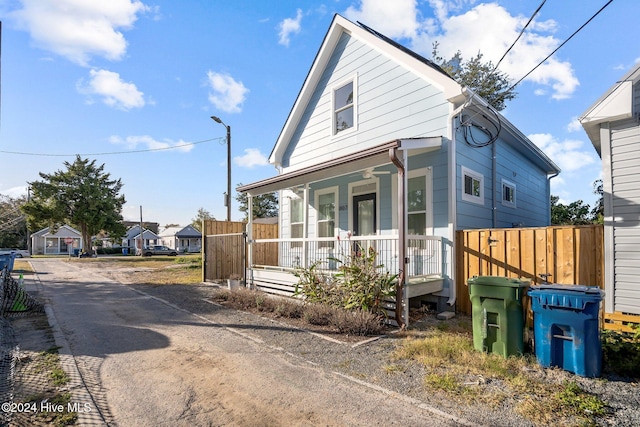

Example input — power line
[0,136,224,157]
[506,0,614,94]
[493,0,547,72]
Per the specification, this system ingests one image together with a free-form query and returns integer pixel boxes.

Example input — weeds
[601,326,640,378]
[294,244,396,319]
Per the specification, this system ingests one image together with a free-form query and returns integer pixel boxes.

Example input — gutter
[389,143,407,328]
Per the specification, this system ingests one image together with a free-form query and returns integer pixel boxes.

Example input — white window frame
[331,75,358,137]
[502,179,516,208]
[407,168,433,236]
[315,187,338,248]
[461,166,484,205]
[290,197,304,248]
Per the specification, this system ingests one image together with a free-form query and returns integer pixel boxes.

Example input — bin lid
[528,284,604,310]
[467,276,529,288]
[529,284,603,295]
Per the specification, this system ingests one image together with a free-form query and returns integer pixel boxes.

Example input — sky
[0,0,636,227]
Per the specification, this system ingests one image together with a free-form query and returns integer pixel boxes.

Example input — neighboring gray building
[31,225,83,255]
[580,63,640,315]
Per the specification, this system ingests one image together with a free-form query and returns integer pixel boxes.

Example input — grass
[391,323,608,426]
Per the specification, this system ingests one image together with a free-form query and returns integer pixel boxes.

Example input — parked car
[0,248,30,258]
[141,245,178,257]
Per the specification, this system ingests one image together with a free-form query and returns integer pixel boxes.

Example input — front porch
[245,234,446,313]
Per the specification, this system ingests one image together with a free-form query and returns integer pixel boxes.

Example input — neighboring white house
[237,15,560,324]
[31,225,83,255]
[122,225,159,251]
[580,63,640,316]
[159,225,202,252]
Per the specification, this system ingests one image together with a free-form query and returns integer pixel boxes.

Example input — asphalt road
[31,258,466,427]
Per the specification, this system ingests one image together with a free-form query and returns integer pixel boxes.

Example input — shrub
[294,245,396,318]
[332,309,385,336]
[303,303,334,326]
[602,326,640,378]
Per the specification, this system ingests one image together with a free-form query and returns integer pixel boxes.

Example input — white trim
[407,167,434,235]
[348,178,379,235]
[331,74,358,138]
[314,186,339,240]
[461,166,484,205]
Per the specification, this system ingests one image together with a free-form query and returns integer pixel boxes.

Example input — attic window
[334,80,354,134]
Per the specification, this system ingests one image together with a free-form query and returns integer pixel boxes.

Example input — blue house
[239,15,559,324]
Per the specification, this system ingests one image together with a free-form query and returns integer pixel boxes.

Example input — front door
[353,193,376,253]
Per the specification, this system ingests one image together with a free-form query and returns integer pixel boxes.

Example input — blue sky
[0,0,635,227]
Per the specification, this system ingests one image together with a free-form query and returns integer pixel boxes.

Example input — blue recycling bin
[528,284,604,378]
[122,247,129,255]
[0,253,16,271]
[73,249,80,256]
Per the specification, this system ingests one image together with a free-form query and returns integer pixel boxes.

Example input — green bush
[602,326,640,378]
[294,245,396,318]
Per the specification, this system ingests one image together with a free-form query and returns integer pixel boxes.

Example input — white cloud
[234,148,269,168]
[278,9,303,47]
[345,0,419,39]
[528,133,596,172]
[346,0,580,100]
[566,116,582,132]
[109,135,193,153]
[207,71,249,113]
[10,0,149,66]
[78,69,145,110]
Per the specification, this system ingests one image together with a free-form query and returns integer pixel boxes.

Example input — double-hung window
[316,190,336,248]
[334,80,354,134]
[290,198,303,248]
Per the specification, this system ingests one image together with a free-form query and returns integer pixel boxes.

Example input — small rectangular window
[461,166,484,205]
[290,198,303,248]
[502,179,516,208]
[334,81,354,134]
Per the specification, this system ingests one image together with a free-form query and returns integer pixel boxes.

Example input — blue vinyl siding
[282,31,450,171]
[455,120,551,230]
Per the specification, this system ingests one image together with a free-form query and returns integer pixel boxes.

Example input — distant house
[31,225,83,255]
[580,63,640,316]
[237,14,560,323]
[122,225,159,251]
[159,225,202,252]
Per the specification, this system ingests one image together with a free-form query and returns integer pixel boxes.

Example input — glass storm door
[353,193,376,254]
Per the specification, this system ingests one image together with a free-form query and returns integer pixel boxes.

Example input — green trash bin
[468,276,529,357]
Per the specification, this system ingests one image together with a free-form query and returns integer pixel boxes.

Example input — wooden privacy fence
[202,220,278,281]
[455,225,604,316]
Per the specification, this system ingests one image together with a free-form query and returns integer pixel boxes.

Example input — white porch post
[247,195,253,288]
[302,185,309,268]
[391,145,408,327]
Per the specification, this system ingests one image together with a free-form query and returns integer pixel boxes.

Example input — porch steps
[405,276,444,298]
[251,267,297,297]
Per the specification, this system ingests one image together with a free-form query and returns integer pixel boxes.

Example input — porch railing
[249,235,443,279]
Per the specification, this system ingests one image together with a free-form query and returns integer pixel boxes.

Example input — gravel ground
[124,281,640,427]
[5,261,640,427]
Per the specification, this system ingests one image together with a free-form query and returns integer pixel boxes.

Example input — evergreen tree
[22,156,126,255]
[235,184,278,221]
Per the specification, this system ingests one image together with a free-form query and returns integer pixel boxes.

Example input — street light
[211,115,231,222]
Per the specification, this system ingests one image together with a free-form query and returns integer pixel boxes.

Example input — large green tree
[550,195,593,225]
[432,43,517,111]
[22,156,126,255]
[235,184,278,221]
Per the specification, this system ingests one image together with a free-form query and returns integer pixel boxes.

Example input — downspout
[246,195,253,289]
[492,141,497,228]
[447,88,473,307]
[546,171,559,225]
[389,143,406,328]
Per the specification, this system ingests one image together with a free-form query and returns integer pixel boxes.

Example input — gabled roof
[269,14,464,167]
[33,225,81,237]
[580,63,640,156]
[158,225,201,238]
